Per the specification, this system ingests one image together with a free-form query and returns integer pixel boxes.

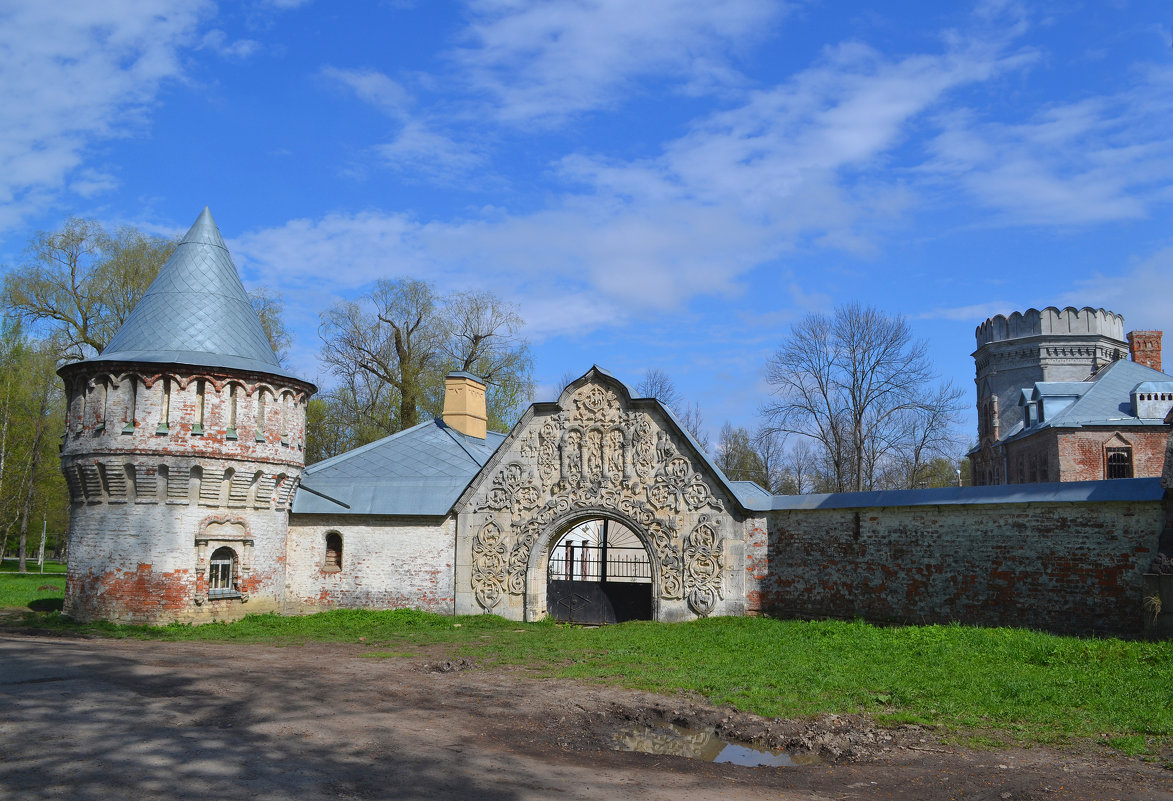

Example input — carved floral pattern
[684,516,724,616]
[468,380,728,613]
[471,518,507,610]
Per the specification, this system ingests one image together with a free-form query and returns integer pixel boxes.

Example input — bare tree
[248,288,293,365]
[676,401,710,453]
[752,425,785,493]
[715,423,767,485]
[763,303,962,492]
[636,368,680,409]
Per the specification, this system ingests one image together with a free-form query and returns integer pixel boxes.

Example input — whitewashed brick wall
[286,515,455,614]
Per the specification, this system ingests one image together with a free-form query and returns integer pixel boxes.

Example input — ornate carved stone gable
[463,375,733,617]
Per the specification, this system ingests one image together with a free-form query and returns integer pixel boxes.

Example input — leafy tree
[763,303,962,492]
[715,423,767,486]
[0,322,66,569]
[3,217,292,362]
[2,218,177,360]
[318,278,533,448]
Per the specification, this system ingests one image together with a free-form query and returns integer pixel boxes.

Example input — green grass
[0,566,66,610]
[9,607,1173,754]
[0,559,66,574]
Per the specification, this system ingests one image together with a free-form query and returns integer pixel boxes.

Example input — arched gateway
[453,368,748,622]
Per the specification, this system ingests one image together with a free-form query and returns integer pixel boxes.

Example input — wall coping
[761,477,1164,512]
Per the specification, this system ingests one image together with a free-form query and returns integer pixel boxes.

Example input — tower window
[324,532,343,572]
[1106,448,1133,480]
[208,546,240,598]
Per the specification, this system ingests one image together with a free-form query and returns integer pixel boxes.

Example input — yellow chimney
[442,372,487,439]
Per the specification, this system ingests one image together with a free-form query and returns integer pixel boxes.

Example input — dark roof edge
[757,477,1164,512]
[59,353,317,391]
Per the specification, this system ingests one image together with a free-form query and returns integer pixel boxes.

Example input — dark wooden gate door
[547,523,652,624]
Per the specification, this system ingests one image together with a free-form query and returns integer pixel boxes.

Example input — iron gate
[547,536,652,624]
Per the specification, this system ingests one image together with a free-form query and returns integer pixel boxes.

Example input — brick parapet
[58,361,312,469]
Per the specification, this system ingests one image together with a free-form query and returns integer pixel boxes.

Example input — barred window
[1106,448,1133,480]
[209,547,240,599]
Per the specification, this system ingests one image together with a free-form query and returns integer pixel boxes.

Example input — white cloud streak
[0,0,211,230]
[240,30,1030,353]
[924,67,1173,225]
[452,0,785,124]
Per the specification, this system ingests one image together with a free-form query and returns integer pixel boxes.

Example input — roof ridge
[437,419,490,465]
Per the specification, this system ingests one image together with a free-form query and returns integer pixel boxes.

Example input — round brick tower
[58,208,316,623]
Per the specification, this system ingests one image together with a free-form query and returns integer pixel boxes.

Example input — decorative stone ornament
[455,367,747,622]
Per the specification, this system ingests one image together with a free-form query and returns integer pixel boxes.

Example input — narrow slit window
[157,379,170,434]
[324,533,342,572]
[255,390,266,442]
[123,379,137,433]
[193,380,205,435]
[227,385,238,439]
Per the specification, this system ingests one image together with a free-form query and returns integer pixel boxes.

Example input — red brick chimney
[1127,330,1163,372]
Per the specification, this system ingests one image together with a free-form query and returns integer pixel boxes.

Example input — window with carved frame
[1105,447,1133,480]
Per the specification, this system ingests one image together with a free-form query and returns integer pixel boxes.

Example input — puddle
[611,723,819,767]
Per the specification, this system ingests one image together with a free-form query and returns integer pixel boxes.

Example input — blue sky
[1,0,1171,443]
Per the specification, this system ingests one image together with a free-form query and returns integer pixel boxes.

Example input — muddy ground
[0,632,1170,800]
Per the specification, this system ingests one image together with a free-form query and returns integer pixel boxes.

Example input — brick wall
[758,498,1166,635]
[286,515,456,614]
[60,361,311,624]
[1056,429,1169,481]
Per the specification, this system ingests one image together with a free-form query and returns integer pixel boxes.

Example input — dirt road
[0,633,1169,800]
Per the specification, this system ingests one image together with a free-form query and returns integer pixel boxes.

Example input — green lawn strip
[7,607,1171,753]
[0,570,66,609]
[0,560,66,574]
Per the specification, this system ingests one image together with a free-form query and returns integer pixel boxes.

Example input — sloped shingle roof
[1004,359,1173,445]
[293,419,507,516]
[89,207,306,383]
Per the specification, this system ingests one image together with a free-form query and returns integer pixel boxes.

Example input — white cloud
[321,67,413,118]
[1060,245,1173,344]
[0,0,211,229]
[237,26,1036,353]
[323,66,482,178]
[452,0,784,124]
[924,68,1173,225]
[200,28,261,59]
[918,300,1019,323]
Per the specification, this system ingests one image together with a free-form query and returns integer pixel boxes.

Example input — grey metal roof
[88,207,308,384]
[292,419,507,516]
[759,477,1164,512]
[1006,359,1173,442]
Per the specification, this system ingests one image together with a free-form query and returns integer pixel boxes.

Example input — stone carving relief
[470,380,728,616]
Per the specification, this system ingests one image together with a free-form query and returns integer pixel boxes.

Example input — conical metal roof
[89,207,306,383]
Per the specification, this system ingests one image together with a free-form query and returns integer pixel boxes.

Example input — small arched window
[324,532,343,572]
[1106,448,1133,480]
[209,546,239,598]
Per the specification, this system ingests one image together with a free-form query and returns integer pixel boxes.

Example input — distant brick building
[968,307,1172,485]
